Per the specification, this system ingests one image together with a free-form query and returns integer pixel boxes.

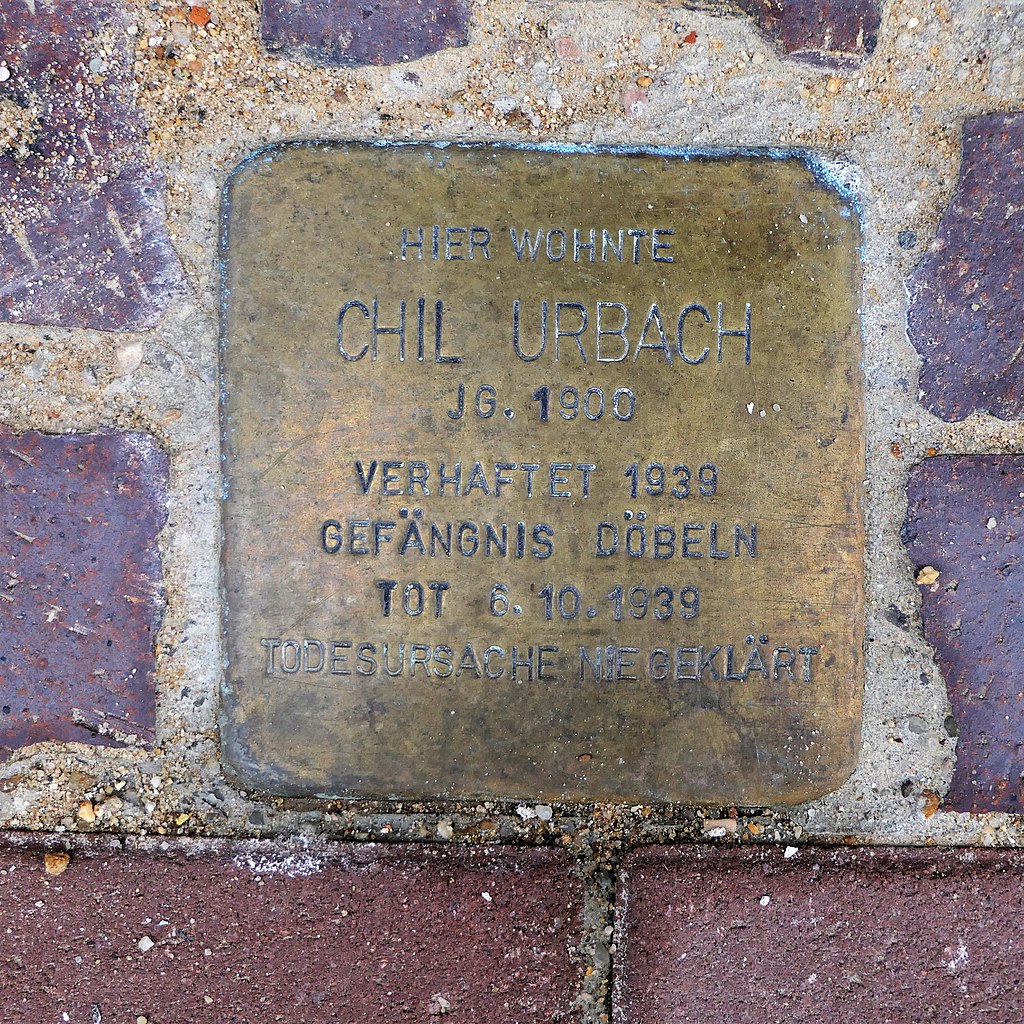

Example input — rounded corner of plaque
[222,140,297,197]
[218,719,267,791]
[799,155,864,226]
[764,749,862,807]
[220,745,271,796]
[805,760,861,805]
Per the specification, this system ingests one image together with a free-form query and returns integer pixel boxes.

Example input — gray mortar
[1,1,1024,1020]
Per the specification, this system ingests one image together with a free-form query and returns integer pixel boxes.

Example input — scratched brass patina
[220,143,864,804]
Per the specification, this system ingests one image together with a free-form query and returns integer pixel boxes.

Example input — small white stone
[759,895,771,906]
[535,804,553,821]
[137,935,155,953]
[746,402,755,414]
[0,66,10,83]
[481,891,493,902]
[784,846,799,859]
[987,517,997,529]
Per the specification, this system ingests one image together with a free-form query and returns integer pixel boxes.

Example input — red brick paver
[908,112,1024,420]
[0,836,581,1024]
[616,845,1024,1024]
[0,430,168,759]
[0,1,184,330]
[262,0,471,67]
[904,456,1024,812]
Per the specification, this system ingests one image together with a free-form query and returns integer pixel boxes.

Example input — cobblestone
[0,430,168,760]
[0,1,183,330]
[904,456,1024,812]
[261,0,471,67]
[908,113,1024,421]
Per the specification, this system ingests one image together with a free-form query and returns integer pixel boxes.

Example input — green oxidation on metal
[219,142,865,805]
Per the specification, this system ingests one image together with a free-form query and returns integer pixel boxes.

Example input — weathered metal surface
[908,112,1024,421]
[904,456,1024,812]
[220,142,865,804]
[261,0,471,67]
[0,430,168,759]
[617,844,1024,1023]
[0,835,581,1023]
[0,0,183,330]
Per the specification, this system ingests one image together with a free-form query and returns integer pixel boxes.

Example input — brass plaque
[220,143,864,805]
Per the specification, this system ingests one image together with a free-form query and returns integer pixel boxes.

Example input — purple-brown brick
[904,456,1024,812]
[0,1,184,330]
[617,845,1024,1024]
[0,430,168,760]
[690,0,880,63]
[0,836,582,1024]
[908,112,1024,420]
[262,0,472,67]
